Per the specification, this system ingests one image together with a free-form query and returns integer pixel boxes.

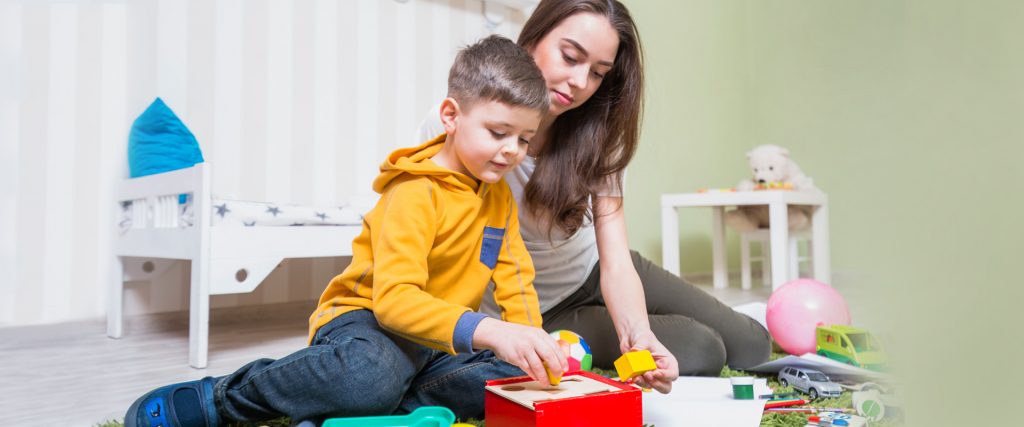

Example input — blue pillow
[128,98,204,178]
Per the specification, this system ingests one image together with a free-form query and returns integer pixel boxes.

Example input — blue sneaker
[125,376,221,427]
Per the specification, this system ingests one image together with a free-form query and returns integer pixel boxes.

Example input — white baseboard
[680,269,858,289]
[0,300,317,341]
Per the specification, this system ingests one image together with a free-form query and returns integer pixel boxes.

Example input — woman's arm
[593,196,649,340]
[593,195,679,392]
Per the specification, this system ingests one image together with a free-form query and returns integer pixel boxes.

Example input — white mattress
[119,196,366,230]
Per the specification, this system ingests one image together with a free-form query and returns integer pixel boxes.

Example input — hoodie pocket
[479,226,505,269]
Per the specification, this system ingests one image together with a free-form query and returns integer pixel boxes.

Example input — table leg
[769,203,790,291]
[712,206,728,289]
[812,204,832,285]
[662,205,680,276]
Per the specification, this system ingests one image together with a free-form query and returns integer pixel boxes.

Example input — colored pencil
[764,408,815,413]
[763,399,809,409]
[764,407,854,413]
[759,392,799,399]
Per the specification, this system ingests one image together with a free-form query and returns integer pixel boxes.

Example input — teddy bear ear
[778,147,790,157]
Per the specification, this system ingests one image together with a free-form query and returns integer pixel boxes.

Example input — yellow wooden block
[544,362,562,386]
[614,350,656,380]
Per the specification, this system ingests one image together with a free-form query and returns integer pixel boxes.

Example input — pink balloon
[766,278,851,355]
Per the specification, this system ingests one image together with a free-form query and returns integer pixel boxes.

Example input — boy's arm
[469,190,565,385]
[490,192,543,328]
[370,180,471,354]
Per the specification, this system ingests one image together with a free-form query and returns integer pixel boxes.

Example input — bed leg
[107,256,124,339]
[189,258,211,369]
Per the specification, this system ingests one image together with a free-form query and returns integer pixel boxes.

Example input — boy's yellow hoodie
[308,134,542,354]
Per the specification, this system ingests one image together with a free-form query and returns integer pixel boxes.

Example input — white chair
[739,228,813,290]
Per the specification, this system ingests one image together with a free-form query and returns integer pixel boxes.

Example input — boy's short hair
[448,35,549,114]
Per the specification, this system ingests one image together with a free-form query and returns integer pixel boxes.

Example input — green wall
[623,0,1022,424]
[622,0,750,273]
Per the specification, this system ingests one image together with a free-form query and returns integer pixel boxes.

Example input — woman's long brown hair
[518,0,644,238]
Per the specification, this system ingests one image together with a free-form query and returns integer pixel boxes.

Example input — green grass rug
[97,362,901,427]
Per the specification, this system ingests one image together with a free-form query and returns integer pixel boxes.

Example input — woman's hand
[473,317,568,386]
[620,329,679,394]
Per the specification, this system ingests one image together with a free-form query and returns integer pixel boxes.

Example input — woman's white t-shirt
[415,107,621,315]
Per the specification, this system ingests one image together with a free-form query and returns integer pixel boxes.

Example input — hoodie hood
[373,133,481,194]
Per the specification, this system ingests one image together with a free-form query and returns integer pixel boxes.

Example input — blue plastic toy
[321,406,456,427]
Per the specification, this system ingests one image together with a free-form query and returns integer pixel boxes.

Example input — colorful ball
[766,278,851,355]
[549,330,593,372]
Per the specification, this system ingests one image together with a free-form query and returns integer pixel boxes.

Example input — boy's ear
[439,98,460,136]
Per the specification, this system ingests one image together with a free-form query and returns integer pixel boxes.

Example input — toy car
[778,366,842,400]
[816,325,887,371]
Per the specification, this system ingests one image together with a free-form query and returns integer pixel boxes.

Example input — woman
[419,0,771,393]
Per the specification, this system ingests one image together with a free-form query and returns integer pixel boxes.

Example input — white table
[661,191,831,291]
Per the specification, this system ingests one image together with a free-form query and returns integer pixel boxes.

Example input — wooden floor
[0,281,770,427]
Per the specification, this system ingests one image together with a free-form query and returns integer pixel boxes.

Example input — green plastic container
[321,406,456,427]
[730,376,755,400]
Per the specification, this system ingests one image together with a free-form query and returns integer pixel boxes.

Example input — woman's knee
[651,316,727,377]
[723,319,772,369]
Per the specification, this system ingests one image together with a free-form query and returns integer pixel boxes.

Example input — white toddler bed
[107,163,364,368]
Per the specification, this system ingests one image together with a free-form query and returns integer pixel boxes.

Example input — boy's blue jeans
[212,309,523,423]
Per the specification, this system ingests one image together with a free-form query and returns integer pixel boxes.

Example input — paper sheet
[744,353,891,380]
[642,377,772,427]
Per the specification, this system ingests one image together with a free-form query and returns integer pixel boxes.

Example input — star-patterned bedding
[204,198,365,226]
[120,196,366,230]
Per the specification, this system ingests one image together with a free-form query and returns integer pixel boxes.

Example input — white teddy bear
[725,145,819,232]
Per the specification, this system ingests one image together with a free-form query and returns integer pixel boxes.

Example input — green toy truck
[816,325,887,371]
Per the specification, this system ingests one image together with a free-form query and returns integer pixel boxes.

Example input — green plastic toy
[321,406,456,427]
[816,324,887,371]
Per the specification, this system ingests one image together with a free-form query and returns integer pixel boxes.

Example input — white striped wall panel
[0,0,525,327]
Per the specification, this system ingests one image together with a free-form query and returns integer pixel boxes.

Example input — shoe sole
[123,390,149,427]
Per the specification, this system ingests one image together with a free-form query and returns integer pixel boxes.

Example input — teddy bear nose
[757,179,767,184]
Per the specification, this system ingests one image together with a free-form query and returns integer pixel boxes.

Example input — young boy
[125,35,567,427]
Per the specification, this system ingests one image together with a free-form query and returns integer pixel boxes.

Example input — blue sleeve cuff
[453,311,489,354]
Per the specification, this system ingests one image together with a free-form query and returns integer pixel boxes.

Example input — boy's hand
[473,318,568,386]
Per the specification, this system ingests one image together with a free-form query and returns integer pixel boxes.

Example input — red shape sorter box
[484,371,642,427]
